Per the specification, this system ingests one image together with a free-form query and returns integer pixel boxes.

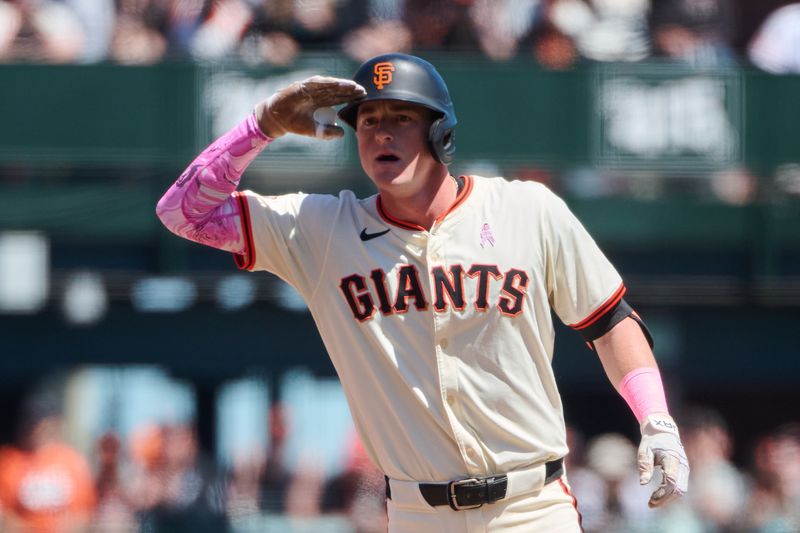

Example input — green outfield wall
[2,55,798,170]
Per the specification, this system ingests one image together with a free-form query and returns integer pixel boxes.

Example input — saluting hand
[255,76,366,140]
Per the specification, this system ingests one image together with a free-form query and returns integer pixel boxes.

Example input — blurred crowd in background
[0,0,798,73]
[0,378,798,533]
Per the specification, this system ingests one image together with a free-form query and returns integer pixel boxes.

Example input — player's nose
[373,120,394,142]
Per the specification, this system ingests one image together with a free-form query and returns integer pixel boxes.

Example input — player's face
[355,100,440,193]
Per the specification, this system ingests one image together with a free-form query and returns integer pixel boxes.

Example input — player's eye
[397,114,412,123]
[360,116,378,128]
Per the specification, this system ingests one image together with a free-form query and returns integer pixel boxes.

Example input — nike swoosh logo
[360,228,390,241]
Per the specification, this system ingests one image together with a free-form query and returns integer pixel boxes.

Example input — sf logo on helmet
[373,62,395,90]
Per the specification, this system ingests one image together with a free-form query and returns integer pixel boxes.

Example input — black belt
[385,458,564,511]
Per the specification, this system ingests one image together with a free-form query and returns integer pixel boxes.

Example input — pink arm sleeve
[156,113,272,254]
[618,367,670,423]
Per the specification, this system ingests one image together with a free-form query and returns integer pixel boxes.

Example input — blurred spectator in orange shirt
[0,396,96,533]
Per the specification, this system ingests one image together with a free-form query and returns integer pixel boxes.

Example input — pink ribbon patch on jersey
[480,223,495,248]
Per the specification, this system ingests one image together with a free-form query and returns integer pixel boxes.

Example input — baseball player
[156,53,689,532]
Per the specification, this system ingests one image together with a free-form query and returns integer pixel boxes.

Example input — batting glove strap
[638,414,690,508]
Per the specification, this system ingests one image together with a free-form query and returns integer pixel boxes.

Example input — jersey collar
[376,175,474,231]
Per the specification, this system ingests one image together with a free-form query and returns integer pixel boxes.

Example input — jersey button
[446,394,456,406]
[439,339,448,349]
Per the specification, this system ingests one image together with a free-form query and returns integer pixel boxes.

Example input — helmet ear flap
[429,116,456,165]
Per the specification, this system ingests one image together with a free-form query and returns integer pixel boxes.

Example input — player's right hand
[255,76,366,140]
[637,413,690,508]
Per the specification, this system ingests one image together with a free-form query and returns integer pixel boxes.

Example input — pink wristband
[618,367,670,423]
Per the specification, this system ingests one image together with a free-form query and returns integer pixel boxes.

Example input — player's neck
[378,169,458,230]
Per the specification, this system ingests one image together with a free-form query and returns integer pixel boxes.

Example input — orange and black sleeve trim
[232,192,256,271]
[570,285,654,349]
[569,283,626,331]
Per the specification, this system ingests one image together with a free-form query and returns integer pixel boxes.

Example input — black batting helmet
[338,53,457,165]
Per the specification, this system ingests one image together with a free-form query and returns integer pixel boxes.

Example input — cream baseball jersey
[234,175,624,482]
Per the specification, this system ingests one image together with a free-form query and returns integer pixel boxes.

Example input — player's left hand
[637,413,690,508]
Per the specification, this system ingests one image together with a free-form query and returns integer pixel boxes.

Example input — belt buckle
[448,478,483,511]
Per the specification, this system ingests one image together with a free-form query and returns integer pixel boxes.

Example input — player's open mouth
[376,154,400,162]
